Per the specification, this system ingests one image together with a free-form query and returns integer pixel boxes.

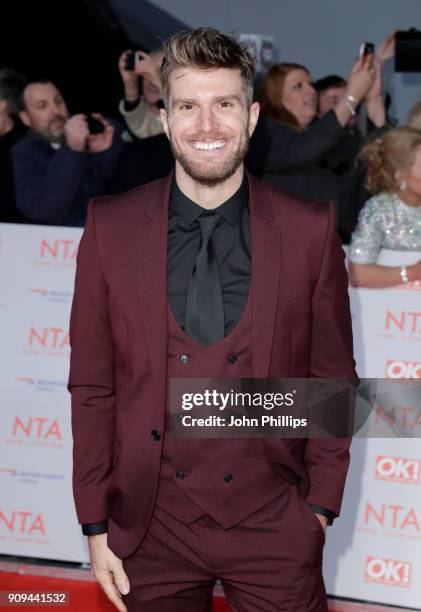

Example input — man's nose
[51,101,61,116]
[196,108,218,133]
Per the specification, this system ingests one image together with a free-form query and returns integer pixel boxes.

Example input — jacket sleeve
[118,96,164,139]
[12,142,87,224]
[68,201,116,526]
[247,110,346,174]
[90,119,125,181]
[303,201,356,517]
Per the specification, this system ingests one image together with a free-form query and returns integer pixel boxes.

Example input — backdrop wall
[0,223,420,608]
[110,0,421,123]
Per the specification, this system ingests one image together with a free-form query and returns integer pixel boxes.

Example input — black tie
[185,212,224,345]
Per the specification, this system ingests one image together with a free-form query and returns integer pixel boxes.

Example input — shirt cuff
[81,520,108,536]
[307,504,336,526]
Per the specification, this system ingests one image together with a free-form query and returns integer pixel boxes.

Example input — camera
[125,51,136,71]
[86,114,105,135]
[395,29,421,72]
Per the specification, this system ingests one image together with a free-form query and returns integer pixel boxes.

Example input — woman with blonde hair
[406,101,421,131]
[348,127,421,287]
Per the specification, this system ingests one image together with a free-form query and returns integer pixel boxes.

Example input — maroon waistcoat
[155,294,289,528]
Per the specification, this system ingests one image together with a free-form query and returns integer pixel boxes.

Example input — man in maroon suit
[69,27,358,612]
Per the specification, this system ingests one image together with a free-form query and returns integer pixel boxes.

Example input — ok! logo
[385,359,421,379]
[364,556,412,588]
[375,456,421,484]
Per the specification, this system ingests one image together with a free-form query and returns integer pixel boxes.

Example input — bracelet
[400,265,409,284]
[345,100,356,116]
[345,94,357,115]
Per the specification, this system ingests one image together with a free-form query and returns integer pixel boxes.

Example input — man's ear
[19,110,31,128]
[159,107,170,140]
[248,101,260,137]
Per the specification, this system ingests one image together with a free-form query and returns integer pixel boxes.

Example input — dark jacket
[12,125,123,227]
[246,110,352,238]
[0,123,27,223]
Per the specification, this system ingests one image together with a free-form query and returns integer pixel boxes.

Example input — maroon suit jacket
[68,172,356,558]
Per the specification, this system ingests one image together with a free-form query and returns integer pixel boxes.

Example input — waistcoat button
[228,354,237,364]
[224,473,233,483]
[176,469,185,480]
[150,429,161,441]
[180,354,189,365]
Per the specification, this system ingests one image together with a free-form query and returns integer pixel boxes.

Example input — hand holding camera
[346,54,376,106]
[64,113,112,153]
[118,50,140,101]
[133,51,162,93]
[64,114,90,152]
[86,113,114,153]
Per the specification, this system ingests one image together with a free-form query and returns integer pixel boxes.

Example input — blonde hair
[160,27,256,107]
[359,127,421,194]
[406,101,421,131]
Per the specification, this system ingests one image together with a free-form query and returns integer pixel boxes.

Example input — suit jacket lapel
[137,172,284,383]
[249,174,282,378]
[138,175,172,394]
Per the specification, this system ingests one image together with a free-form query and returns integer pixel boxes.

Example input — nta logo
[28,327,69,350]
[0,511,46,536]
[40,239,78,260]
[385,310,421,334]
[12,416,62,440]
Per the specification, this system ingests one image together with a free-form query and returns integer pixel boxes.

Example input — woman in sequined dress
[348,127,421,287]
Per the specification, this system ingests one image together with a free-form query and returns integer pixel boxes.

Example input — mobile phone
[359,42,375,60]
[86,114,105,135]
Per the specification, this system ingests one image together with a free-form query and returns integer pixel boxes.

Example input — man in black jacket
[13,79,123,227]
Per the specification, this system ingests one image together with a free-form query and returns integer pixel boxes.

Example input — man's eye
[180,104,193,110]
[293,84,303,90]
[220,100,233,108]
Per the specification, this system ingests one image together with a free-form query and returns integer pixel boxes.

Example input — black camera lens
[125,52,135,71]
[86,114,105,135]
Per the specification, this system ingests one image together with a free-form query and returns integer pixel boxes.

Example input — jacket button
[151,429,161,441]
[180,354,189,365]
[228,354,237,364]
[176,469,185,480]
[176,413,183,422]
[224,473,233,483]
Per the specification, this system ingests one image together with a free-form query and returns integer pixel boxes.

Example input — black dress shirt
[168,175,251,334]
[81,172,334,535]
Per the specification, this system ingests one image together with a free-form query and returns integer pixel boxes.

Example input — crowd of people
[0,29,420,287]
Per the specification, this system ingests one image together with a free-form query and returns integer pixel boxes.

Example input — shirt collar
[170,173,249,227]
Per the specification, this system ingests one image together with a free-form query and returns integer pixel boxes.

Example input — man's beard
[34,115,66,144]
[169,128,250,187]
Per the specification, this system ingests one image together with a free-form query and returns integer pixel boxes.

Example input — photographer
[12,79,123,227]
[118,48,165,139]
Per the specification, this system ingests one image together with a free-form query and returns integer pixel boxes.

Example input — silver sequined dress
[349,192,421,264]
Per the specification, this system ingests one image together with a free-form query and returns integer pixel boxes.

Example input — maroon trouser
[122,483,327,611]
